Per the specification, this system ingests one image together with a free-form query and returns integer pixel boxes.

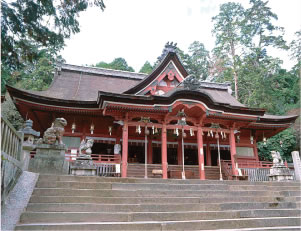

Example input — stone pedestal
[29,144,69,174]
[70,158,97,176]
[269,165,293,182]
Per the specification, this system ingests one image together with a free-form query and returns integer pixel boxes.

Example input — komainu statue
[271,150,284,166]
[38,118,67,145]
[79,139,94,158]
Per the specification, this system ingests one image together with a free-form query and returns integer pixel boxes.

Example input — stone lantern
[19,119,40,170]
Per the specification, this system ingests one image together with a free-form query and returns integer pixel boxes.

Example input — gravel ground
[1,171,38,231]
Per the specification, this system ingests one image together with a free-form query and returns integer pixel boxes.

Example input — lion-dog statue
[38,118,67,145]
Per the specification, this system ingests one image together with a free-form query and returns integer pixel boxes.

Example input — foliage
[139,61,153,74]
[290,29,301,68]
[212,0,288,99]
[14,56,55,91]
[94,58,135,72]
[1,0,105,72]
[257,128,298,162]
[1,94,24,130]
[177,41,210,80]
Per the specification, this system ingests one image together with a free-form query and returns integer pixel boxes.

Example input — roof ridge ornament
[182,74,201,91]
[157,41,178,63]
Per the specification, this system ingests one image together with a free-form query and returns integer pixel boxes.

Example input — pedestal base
[70,159,97,176]
[269,165,293,182]
[29,144,69,174]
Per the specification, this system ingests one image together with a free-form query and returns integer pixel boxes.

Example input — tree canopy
[139,61,153,74]
[1,0,105,71]
[94,58,135,72]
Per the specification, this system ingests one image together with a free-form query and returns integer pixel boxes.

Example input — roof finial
[157,41,178,63]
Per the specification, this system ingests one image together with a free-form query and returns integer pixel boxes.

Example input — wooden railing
[1,117,23,161]
[64,153,121,164]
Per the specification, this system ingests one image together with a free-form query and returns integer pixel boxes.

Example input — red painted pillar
[121,119,129,178]
[177,139,183,165]
[206,142,212,166]
[229,129,238,176]
[253,139,259,162]
[197,127,205,180]
[161,123,168,179]
[147,136,153,164]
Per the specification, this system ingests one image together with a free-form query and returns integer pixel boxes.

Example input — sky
[60,0,301,72]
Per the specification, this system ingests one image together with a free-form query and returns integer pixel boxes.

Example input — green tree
[1,0,105,71]
[139,61,153,74]
[257,128,298,162]
[15,55,55,91]
[212,2,246,98]
[1,94,24,130]
[244,0,288,61]
[94,58,135,72]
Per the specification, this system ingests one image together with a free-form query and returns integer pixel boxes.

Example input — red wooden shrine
[7,43,298,179]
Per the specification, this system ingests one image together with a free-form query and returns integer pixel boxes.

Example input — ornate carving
[38,118,67,145]
[183,74,200,91]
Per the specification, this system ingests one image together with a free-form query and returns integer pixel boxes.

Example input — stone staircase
[15,175,301,230]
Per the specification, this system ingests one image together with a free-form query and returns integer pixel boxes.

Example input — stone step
[32,188,282,197]
[25,202,297,213]
[20,209,301,223]
[36,175,301,186]
[35,180,301,192]
[110,183,300,191]
[29,195,294,204]
[15,217,301,230]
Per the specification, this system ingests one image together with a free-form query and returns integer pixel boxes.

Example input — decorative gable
[123,42,189,95]
[141,61,184,96]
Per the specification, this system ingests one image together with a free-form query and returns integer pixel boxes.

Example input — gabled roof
[123,51,188,95]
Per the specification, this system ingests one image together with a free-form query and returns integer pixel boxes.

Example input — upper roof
[29,64,147,101]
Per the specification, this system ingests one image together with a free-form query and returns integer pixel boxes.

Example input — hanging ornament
[215,132,219,139]
[207,131,210,137]
[90,123,95,134]
[155,127,158,134]
[189,128,194,136]
[138,125,141,134]
[237,135,240,143]
[263,132,266,145]
[250,136,254,144]
[152,126,155,134]
[108,126,112,136]
[210,130,214,137]
[176,128,179,136]
[71,122,76,134]
[145,127,149,136]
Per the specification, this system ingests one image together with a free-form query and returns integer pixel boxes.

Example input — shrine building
[7,43,298,180]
